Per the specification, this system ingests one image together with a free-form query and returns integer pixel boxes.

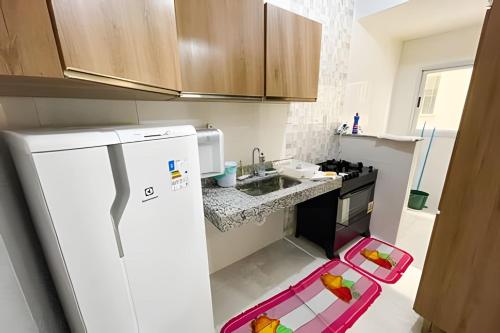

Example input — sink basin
[236,175,301,196]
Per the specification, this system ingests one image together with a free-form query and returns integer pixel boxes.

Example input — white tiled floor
[396,209,436,269]
[210,234,425,332]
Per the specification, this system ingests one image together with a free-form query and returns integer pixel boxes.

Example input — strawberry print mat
[344,237,413,284]
[220,260,381,333]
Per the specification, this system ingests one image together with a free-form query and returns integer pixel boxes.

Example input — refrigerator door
[32,147,138,332]
[115,134,214,332]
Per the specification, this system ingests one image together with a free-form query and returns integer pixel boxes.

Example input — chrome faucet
[252,147,265,176]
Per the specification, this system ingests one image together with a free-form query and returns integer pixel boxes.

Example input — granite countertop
[202,175,342,232]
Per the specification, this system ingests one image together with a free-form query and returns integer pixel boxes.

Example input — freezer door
[115,134,214,332]
[33,147,138,332]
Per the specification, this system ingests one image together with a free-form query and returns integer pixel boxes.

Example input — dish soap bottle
[352,113,360,134]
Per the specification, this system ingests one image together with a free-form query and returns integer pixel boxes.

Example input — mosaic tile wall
[268,0,355,163]
[267,0,355,236]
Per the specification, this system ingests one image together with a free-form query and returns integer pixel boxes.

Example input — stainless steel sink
[236,175,301,196]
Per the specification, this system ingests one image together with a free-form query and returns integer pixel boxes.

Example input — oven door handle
[339,183,374,199]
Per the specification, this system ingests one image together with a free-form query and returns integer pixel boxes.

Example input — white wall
[0,236,38,333]
[386,25,482,135]
[342,2,403,135]
[0,110,69,333]
[0,97,290,164]
[206,212,285,273]
[137,100,290,164]
[335,136,418,243]
[411,130,457,213]
[355,0,408,19]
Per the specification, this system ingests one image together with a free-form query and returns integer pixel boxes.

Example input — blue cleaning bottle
[352,113,360,134]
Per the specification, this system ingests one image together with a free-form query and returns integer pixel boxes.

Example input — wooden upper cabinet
[175,0,264,97]
[0,0,62,77]
[49,0,182,92]
[265,4,322,100]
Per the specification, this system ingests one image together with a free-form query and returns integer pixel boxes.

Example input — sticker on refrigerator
[168,160,176,172]
[169,159,189,191]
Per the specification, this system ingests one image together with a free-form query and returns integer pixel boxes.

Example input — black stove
[318,159,377,195]
[296,159,379,258]
[318,159,373,179]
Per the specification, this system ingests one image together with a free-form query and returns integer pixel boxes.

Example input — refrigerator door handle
[109,216,125,258]
[108,145,130,258]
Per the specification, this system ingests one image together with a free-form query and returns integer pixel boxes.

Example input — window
[414,66,473,132]
[420,74,440,115]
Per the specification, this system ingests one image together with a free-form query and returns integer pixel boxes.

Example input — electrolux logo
[145,187,155,197]
[142,186,158,203]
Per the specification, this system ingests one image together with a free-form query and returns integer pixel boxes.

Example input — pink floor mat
[220,260,381,333]
[344,237,413,284]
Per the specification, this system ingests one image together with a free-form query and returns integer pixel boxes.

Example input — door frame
[408,62,474,135]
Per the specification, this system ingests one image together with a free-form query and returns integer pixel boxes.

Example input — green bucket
[408,190,429,210]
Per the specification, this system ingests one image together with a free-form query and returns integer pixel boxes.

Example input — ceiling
[359,0,489,41]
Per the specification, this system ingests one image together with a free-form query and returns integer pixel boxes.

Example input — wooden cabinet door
[0,0,62,77]
[175,0,264,97]
[414,5,500,333]
[49,0,182,91]
[265,4,322,100]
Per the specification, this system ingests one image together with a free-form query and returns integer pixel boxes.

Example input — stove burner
[318,159,373,181]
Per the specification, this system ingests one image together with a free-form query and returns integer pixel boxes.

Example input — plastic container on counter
[215,161,238,187]
[275,159,320,179]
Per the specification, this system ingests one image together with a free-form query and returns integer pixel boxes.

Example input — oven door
[336,183,375,226]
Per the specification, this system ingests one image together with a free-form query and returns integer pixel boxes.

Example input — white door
[116,134,214,332]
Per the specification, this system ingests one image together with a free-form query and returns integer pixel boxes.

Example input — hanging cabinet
[0,0,182,100]
[175,0,264,98]
[50,0,182,94]
[0,1,323,102]
[265,4,322,101]
[0,0,62,77]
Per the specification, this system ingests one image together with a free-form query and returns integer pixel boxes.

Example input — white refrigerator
[5,125,214,332]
